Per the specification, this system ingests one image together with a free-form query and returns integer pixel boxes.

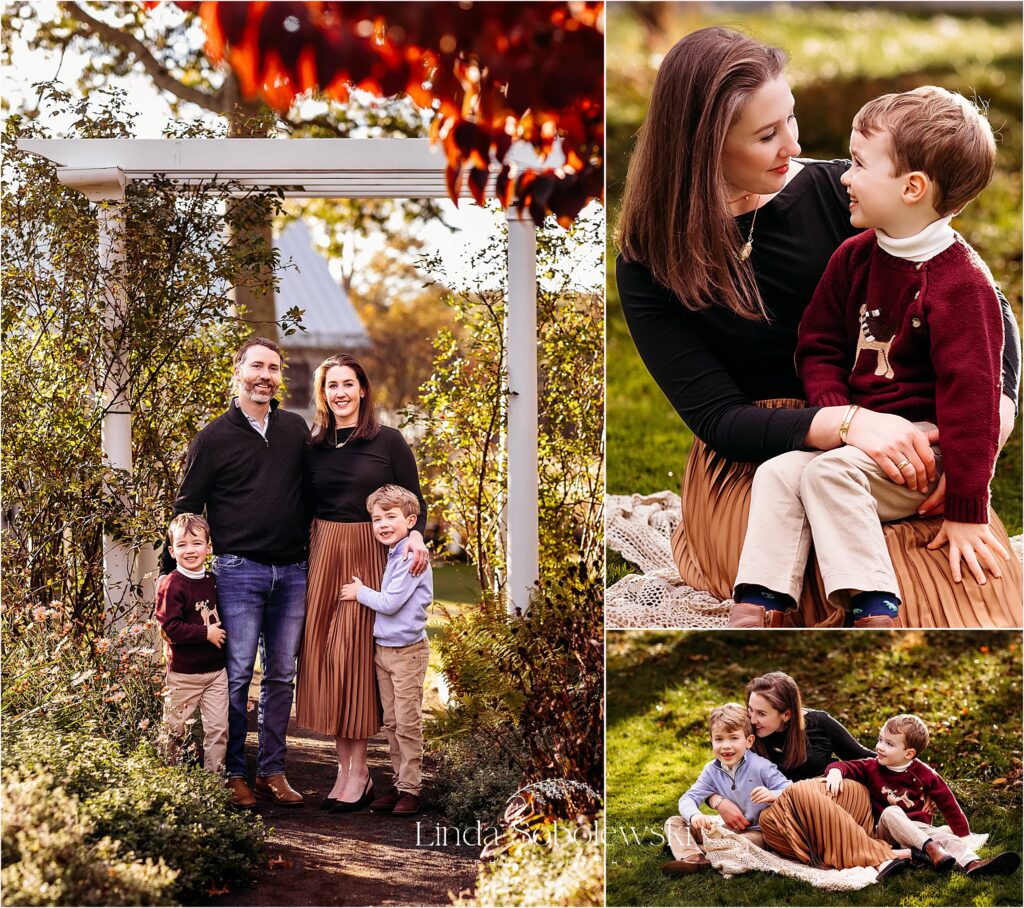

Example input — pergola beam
[18,137,543,614]
[20,138,502,199]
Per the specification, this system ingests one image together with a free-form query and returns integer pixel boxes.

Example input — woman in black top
[615,27,1021,627]
[294,353,429,811]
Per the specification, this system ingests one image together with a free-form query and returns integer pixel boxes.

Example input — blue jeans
[212,555,307,778]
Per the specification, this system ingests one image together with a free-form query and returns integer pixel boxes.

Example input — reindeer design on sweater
[881,786,915,810]
[194,599,221,627]
[855,303,897,380]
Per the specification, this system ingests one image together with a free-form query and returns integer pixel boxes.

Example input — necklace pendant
[739,240,753,261]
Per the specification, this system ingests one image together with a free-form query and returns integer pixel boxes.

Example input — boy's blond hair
[883,714,929,755]
[167,512,211,544]
[366,484,420,518]
[709,702,752,738]
[853,85,996,217]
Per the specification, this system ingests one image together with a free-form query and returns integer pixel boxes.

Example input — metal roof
[274,220,369,349]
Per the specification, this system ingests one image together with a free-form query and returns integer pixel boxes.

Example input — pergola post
[505,208,540,615]
[21,140,549,616]
[93,176,134,621]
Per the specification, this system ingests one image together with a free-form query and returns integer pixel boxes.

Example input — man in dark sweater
[826,714,1020,878]
[729,86,1016,630]
[165,337,309,808]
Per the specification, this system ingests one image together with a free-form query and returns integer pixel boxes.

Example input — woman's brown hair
[746,671,806,771]
[616,27,786,319]
[310,353,380,447]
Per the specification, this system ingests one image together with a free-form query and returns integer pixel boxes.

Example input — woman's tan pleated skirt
[672,400,1023,628]
[295,520,387,738]
[760,779,893,870]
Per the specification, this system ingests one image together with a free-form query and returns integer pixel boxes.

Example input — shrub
[429,730,524,828]
[1,772,177,906]
[4,727,265,903]
[431,563,604,795]
[453,820,604,907]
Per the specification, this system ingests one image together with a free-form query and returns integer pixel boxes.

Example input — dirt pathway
[203,717,481,907]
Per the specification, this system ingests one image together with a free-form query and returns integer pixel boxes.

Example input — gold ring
[895,458,912,472]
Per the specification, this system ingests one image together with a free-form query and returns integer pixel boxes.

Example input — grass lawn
[605,630,1023,907]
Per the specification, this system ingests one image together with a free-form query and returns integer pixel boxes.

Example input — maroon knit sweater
[155,571,225,674]
[825,756,970,837]
[797,231,1003,523]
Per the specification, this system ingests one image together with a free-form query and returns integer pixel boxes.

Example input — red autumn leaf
[164,1,604,224]
[207,884,230,896]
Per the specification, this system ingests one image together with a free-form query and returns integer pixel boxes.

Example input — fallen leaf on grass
[991,778,1008,786]
[268,855,293,870]
[207,884,229,896]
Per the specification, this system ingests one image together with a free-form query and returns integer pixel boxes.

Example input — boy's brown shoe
[391,793,422,817]
[370,791,400,813]
[228,778,257,809]
[661,856,710,876]
[853,615,897,629]
[922,839,956,871]
[726,603,790,629]
[964,852,1021,878]
[255,774,304,806]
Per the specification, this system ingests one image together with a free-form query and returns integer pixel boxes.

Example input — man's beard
[240,378,276,402]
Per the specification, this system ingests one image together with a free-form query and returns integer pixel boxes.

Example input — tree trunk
[225,83,279,344]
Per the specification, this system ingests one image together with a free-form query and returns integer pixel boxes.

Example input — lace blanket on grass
[700,821,989,891]
[605,491,1024,630]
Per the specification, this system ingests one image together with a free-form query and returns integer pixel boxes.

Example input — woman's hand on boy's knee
[715,798,749,831]
[929,520,1010,585]
[844,410,936,491]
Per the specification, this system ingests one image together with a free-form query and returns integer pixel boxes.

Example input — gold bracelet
[838,404,860,445]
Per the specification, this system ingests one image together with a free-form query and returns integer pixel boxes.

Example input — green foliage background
[606,2,1024,583]
[605,630,1023,907]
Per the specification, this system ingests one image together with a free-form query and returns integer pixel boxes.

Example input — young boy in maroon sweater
[729,86,1014,630]
[156,513,229,775]
[825,714,1019,878]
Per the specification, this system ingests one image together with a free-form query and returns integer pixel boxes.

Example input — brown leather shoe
[370,791,400,813]
[662,856,710,876]
[922,838,956,871]
[726,602,790,628]
[853,615,897,629]
[391,793,422,817]
[255,774,304,807]
[964,852,1021,877]
[228,777,257,809]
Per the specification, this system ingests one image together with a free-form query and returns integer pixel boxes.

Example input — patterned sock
[850,590,901,619]
[737,585,795,612]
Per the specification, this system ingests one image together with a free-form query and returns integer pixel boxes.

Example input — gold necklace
[335,426,357,449]
[738,195,761,261]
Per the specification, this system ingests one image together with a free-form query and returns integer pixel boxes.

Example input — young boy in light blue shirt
[341,484,432,818]
[664,703,791,875]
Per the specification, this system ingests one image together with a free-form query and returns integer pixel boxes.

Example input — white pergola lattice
[18,137,540,614]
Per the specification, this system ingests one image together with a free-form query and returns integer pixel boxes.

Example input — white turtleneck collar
[875,216,955,262]
[884,759,914,773]
[176,564,207,580]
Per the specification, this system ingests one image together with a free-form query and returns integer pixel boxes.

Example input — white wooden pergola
[17,137,541,614]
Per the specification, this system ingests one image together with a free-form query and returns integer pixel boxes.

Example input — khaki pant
[735,433,941,606]
[875,805,979,866]
[164,668,229,775]
[664,814,765,861]
[375,638,429,796]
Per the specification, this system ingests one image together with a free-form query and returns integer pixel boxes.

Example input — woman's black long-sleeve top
[305,425,427,534]
[616,159,1021,463]
[759,709,875,782]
